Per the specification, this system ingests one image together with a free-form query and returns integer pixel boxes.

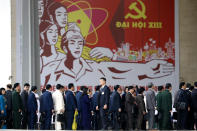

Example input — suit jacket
[41,91,54,112]
[98,85,110,108]
[136,94,146,114]
[191,88,197,112]
[12,90,23,112]
[65,90,77,111]
[156,91,163,111]
[109,91,121,112]
[92,91,99,111]
[21,90,28,111]
[178,89,190,109]
[76,91,83,111]
[145,88,156,110]
[27,92,38,113]
[5,90,12,111]
[52,90,65,113]
[125,92,135,112]
[161,90,172,112]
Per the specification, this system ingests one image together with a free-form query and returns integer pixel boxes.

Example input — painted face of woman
[55,7,67,28]
[38,0,44,19]
[47,24,58,45]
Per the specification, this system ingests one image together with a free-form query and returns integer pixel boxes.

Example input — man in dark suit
[21,83,30,129]
[125,86,136,130]
[136,87,146,130]
[145,82,156,130]
[5,84,13,129]
[75,86,84,129]
[109,85,121,129]
[27,86,38,129]
[97,77,110,130]
[65,83,77,130]
[12,83,23,129]
[192,82,197,128]
[92,85,101,130]
[177,82,190,130]
[40,84,54,130]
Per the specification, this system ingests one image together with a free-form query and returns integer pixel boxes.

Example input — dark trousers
[13,111,22,129]
[127,112,134,130]
[177,110,188,129]
[21,110,28,129]
[120,111,127,130]
[111,111,120,130]
[28,111,37,129]
[6,110,12,129]
[100,109,108,130]
[137,112,144,130]
[92,110,100,130]
[41,111,52,130]
[66,110,74,130]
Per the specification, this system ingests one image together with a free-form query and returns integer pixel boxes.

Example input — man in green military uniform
[156,86,164,129]
[160,83,172,130]
[12,83,23,129]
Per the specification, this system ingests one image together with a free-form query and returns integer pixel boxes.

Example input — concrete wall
[179,0,197,83]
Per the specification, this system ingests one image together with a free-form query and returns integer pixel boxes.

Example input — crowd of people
[0,78,197,130]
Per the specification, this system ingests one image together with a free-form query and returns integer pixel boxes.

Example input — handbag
[57,113,65,122]
[72,110,78,130]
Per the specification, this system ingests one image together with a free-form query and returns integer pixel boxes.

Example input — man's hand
[96,106,99,111]
[188,107,190,111]
[143,111,146,115]
[19,109,22,113]
[60,109,64,113]
[90,47,113,59]
[103,104,107,110]
[1,110,4,114]
[118,108,121,112]
[144,60,174,79]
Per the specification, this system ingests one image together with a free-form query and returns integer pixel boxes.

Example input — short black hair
[128,86,134,91]
[114,85,120,91]
[68,83,74,89]
[56,84,62,89]
[138,87,145,94]
[24,83,30,87]
[46,84,52,90]
[148,82,154,88]
[165,83,172,89]
[158,86,164,91]
[179,82,185,89]
[42,89,46,93]
[31,86,37,92]
[6,84,12,89]
[95,85,101,91]
[186,83,191,88]
[194,81,197,87]
[100,77,106,82]
[189,86,194,91]
[80,86,84,91]
[14,83,20,89]
[0,88,5,95]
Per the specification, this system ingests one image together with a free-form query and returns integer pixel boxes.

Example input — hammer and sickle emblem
[125,0,147,20]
